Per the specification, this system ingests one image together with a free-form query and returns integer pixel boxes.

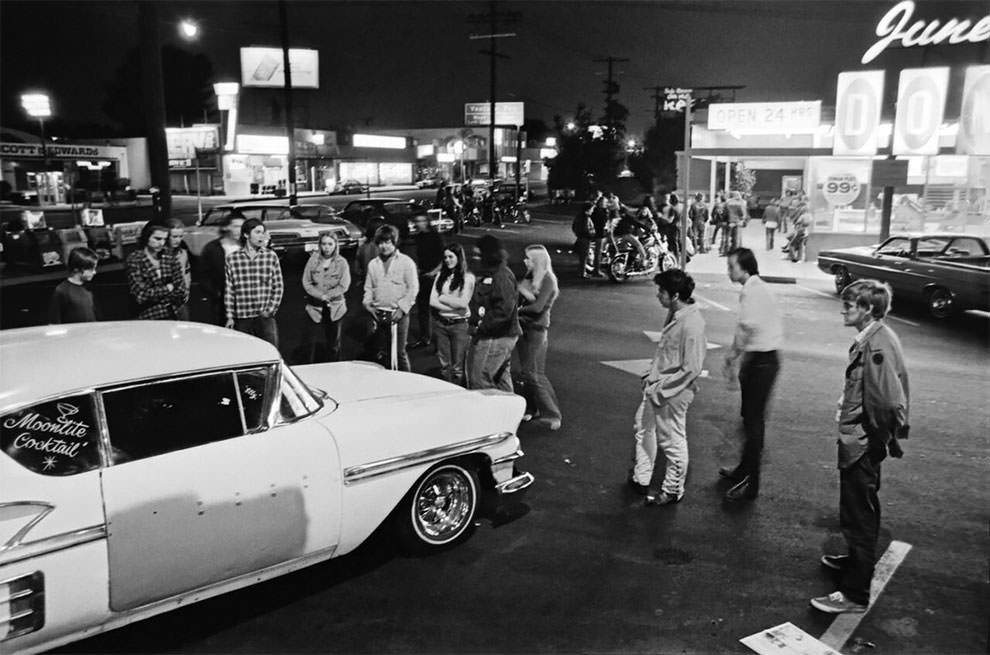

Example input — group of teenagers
[635,246,910,615]
[49,212,563,431]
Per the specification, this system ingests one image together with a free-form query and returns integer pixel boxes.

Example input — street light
[22,93,52,205]
[566,122,576,131]
[179,19,199,40]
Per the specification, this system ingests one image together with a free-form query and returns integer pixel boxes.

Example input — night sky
[1,0,988,138]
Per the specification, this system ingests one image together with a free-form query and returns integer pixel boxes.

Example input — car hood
[293,361,463,404]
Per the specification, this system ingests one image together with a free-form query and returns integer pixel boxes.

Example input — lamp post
[21,93,52,205]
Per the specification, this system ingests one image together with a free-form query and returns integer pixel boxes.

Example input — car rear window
[1,394,103,476]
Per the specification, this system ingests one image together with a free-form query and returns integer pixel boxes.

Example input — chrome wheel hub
[414,470,473,542]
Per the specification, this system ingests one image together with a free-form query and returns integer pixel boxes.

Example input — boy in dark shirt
[49,247,99,324]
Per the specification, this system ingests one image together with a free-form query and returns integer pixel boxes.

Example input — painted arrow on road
[599,331,722,377]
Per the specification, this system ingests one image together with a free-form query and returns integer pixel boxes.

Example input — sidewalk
[687,222,830,284]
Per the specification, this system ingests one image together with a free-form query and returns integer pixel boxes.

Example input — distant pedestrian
[363,224,418,371]
[430,244,475,386]
[590,191,608,275]
[199,214,244,326]
[126,222,188,320]
[762,198,781,251]
[631,269,707,505]
[712,193,730,256]
[468,235,521,391]
[165,218,191,320]
[353,222,380,288]
[572,201,596,278]
[720,248,782,502]
[301,233,350,363]
[517,244,562,430]
[726,191,748,251]
[224,218,284,348]
[412,211,444,348]
[811,280,909,614]
[49,247,99,324]
[689,193,709,253]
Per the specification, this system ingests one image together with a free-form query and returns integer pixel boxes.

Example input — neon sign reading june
[862,1,990,65]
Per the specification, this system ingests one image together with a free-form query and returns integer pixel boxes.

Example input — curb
[761,275,797,284]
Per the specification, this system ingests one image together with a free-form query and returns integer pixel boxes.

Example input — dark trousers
[839,455,882,605]
[234,316,279,349]
[304,309,343,363]
[575,237,592,274]
[737,350,780,491]
[207,295,226,326]
[415,275,434,343]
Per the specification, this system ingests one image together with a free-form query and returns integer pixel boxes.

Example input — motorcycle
[508,200,531,224]
[587,228,677,282]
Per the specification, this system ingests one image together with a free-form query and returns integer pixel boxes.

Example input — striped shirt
[224,247,284,321]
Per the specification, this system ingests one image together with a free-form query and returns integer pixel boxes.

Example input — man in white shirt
[720,247,783,502]
[363,225,419,371]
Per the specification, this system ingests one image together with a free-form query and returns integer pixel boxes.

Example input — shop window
[1,394,103,476]
[102,372,243,463]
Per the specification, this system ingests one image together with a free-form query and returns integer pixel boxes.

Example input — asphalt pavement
[14,209,990,654]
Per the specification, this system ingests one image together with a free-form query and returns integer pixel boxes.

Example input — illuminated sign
[166,126,219,160]
[0,142,121,159]
[539,148,557,159]
[353,134,406,149]
[707,101,821,134]
[862,1,990,65]
[957,65,990,156]
[892,67,949,156]
[822,173,862,206]
[663,87,693,112]
[416,144,435,158]
[436,152,456,163]
[236,134,289,154]
[240,47,319,88]
[464,101,525,126]
[833,71,885,156]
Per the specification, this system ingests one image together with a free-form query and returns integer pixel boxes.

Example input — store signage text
[0,142,119,159]
[862,1,990,65]
[464,102,524,127]
[833,71,885,156]
[664,88,693,112]
[892,67,949,155]
[821,173,862,206]
[707,101,821,134]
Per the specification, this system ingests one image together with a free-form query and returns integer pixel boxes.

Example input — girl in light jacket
[517,244,562,430]
[302,233,351,362]
[430,244,475,386]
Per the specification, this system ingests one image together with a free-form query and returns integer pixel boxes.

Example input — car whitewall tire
[397,463,479,552]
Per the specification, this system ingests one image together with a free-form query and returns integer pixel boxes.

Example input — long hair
[525,244,555,293]
[138,221,169,248]
[436,243,468,293]
[316,232,339,259]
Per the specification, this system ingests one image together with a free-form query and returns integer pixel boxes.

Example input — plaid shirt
[126,249,188,320]
[224,246,284,321]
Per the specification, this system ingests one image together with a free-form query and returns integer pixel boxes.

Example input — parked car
[341,198,453,241]
[817,233,990,318]
[290,204,364,252]
[416,177,443,189]
[183,204,346,260]
[0,322,532,654]
[331,179,370,195]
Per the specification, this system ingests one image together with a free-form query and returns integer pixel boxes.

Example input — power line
[593,56,629,131]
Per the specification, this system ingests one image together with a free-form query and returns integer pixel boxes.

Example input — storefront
[222,133,290,197]
[1,140,130,205]
[166,126,223,196]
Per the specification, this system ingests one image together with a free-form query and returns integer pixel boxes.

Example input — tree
[635,113,685,195]
[103,45,216,134]
[732,161,757,196]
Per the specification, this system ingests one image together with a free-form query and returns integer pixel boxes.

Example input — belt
[436,315,469,325]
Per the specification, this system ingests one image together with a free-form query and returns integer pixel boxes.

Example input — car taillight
[0,572,45,641]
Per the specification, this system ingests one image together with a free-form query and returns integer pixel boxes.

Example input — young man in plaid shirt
[224,218,284,348]
[126,222,188,320]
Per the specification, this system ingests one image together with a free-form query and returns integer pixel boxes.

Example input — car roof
[0,321,280,415]
[889,233,985,240]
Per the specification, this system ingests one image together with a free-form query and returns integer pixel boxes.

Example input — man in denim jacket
[811,279,910,614]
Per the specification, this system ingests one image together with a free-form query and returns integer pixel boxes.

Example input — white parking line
[693,293,732,312]
[818,540,912,650]
[797,284,836,300]
[887,314,920,327]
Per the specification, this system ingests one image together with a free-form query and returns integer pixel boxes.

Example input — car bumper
[488,448,534,511]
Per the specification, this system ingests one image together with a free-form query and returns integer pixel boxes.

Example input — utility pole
[278,0,297,205]
[138,3,171,219]
[593,55,629,132]
[644,85,664,124]
[469,1,518,185]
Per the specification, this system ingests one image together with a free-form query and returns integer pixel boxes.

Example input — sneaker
[644,491,682,506]
[821,554,851,571]
[810,591,867,614]
[626,478,650,496]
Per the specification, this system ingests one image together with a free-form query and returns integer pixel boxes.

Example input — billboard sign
[464,102,524,126]
[862,1,990,65]
[956,65,990,156]
[833,71,885,156]
[240,47,319,88]
[707,101,821,134]
[166,126,219,161]
[663,87,693,112]
[892,67,949,155]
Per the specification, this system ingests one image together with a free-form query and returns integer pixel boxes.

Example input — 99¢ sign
[822,174,861,206]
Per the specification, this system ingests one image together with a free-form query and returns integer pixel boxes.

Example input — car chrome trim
[492,449,524,466]
[343,432,514,486]
[495,471,535,494]
[0,502,55,551]
[0,525,106,567]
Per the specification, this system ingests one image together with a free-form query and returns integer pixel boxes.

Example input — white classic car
[0,322,532,654]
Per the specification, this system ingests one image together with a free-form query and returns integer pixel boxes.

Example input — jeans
[632,389,695,497]
[368,313,410,371]
[618,234,647,263]
[416,275,434,343]
[467,335,517,391]
[575,237,592,275]
[304,309,343,363]
[234,316,279,349]
[433,319,470,386]
[737,351,780,493]
[765,226,777,251]
[516,326,561,421]
[839,454,882,605]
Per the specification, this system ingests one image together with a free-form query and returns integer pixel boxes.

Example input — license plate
[305,242,318,252]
